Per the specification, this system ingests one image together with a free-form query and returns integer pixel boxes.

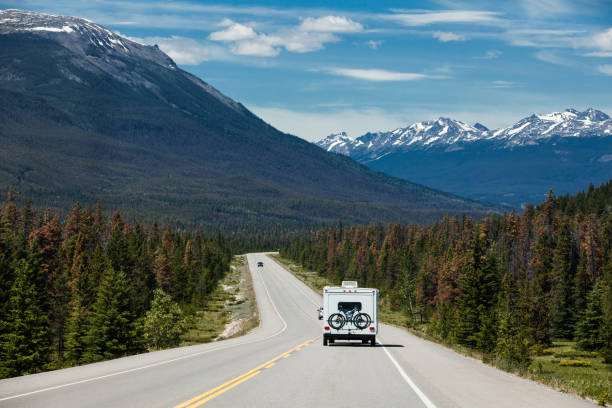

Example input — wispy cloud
[475,49,502,59]
[328,68,430,81]
[491,80,515,88]
[584,51,612,57]
[598,65,612,76]
[366,40,382,49]
[519,0,574,18]
[298,16,363,33]
[433,31,466,42]
[534,50,573,66]
[384,10,503,26]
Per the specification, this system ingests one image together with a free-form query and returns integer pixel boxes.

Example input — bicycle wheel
[354,313,371,329]
[328,313,346,330]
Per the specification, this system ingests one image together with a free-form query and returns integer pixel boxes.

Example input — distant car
[318,307,323,320]
[257,261,263,267]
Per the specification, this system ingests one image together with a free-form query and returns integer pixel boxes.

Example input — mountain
[318,109,612,207]
[0,9,497,227]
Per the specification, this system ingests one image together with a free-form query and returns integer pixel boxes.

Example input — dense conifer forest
[0,189,234,378]
[280,181,612,368]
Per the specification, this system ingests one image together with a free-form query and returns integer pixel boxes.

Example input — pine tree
[575,280,605,351]
[64,295,90,366]
[550,220,576,339]
[0,258,49,377]
[495,274,531,370]
[85,266,140,362]
[601,258,612,363]
[455,231,485,348]
[530,232,553,345]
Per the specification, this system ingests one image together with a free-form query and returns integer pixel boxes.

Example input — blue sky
[2,0,612,141]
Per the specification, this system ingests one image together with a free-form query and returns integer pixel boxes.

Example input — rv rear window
[338,302,362,312]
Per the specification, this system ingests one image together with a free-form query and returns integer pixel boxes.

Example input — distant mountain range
[318,109,612,207]
[0,9,498,227]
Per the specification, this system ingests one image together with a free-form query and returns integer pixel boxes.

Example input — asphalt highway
[0,253,595,407]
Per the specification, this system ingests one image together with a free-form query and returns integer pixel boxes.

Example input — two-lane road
[0,254,595,407]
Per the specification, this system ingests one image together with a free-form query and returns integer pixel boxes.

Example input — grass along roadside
[181,255,259,345]
[268,254,611,405]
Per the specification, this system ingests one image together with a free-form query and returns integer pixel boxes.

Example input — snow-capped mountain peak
[316,108,612,158]
[0,9,244,112]
[319,132,355,154]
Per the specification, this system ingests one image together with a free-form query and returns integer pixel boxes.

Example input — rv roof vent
[342,281,358,288]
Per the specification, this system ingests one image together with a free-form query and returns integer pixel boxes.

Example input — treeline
[0,189,232,378]
[281,181,612,368]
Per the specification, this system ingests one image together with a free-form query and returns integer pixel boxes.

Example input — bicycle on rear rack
[328,306,371,330]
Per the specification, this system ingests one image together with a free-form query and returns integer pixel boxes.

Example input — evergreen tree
[85,266,140,362]
[495,274,531,369]
[550,220,576,339]
[0,258,49,377]
[575,280,605,351]
[601,257,612,363]
[530,232,553,345]
[64,295,90,366]
[455,231,486,348]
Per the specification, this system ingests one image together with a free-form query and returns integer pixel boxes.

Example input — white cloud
[584,51,612,57]
[534,50,572,66]
[519,0,574,18]
[208,15,361,57]
[591,28,612,51]
[209,20,257,41]
[328,68,429,82]
[386,10,502,26]
[598,65,612,75]
[128,36,230,65]
[475,49,501,59]
[491,80,515,88]
[366,40,382,50]
[298,16,363,33]
[433,31,466,42]
[230,36,280,57]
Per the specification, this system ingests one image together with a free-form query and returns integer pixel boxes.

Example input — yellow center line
[173,336,320,408]
[186,371,262,408]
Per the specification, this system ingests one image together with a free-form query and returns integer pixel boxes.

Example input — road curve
[0,253,596,407]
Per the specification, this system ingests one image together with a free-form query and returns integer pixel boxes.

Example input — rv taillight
[369,327,375,331]
[324,326,330,331]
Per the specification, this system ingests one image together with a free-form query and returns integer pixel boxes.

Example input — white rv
[322,281,378,346]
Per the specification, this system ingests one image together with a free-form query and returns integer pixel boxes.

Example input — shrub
[144,289,186,350]
[530,344,552,356]
[558,360,592,367]
[598,390,608,406]
[553,350,599,358]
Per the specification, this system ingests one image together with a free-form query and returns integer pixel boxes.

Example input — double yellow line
[174,336,320,408]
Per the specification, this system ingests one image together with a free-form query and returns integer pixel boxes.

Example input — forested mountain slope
[0,10,497,227]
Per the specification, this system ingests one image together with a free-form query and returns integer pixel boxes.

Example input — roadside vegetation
[0,191,232,378]
[276,181,612,403]
[181,255,258,345]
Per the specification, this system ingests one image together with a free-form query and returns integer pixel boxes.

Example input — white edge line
[250,254,288,334]
[0,253,287,403]
[268,253,435,408]
[380,343,437,408]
